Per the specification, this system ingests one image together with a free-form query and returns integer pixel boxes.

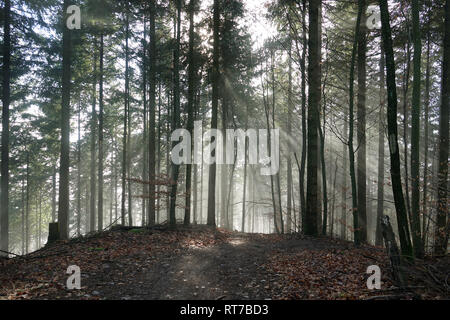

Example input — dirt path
[86,234,290,300]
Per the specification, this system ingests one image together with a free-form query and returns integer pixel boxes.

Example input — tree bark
[348,1,363,246]
[184,0,197,226]
[90,40,97,232]
[169,0,182,229]
[77,101,81,236]
[58,0,72,240]
[207,0,220,227]
[379,0,414,258]
[300,0,307,232]
[357,0,367,243]
[305,0,321,236]
[435,0,449,256]
[142,15,148,227]
[376,46,386,246]
[1,0,11,256]
[98,32,104,231]
[410,0,423,258]
[148,0,156,226]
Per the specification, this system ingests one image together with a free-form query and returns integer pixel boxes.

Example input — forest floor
[0,225,448,300]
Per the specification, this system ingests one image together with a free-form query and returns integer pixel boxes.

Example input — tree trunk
[435,0,449,256]
[410,0,423,258]
[77,102,81,236]
[299,0,307,232]
[402,29,412,228]
[0,0,11,256]
[185,0,197,226]
[148,0,157,226]
[58,0,72,240]
[379,0,414,258]
[376,46,386,246]
[422,29,431,248]
[341,117,348,240]
[26,152,30,254]
[305,0,321,236]
[90,40,97,232]
[126,6,133,228]
[52,167,56,223]
[357,0,367,243]
[121,9,129,226]
[21,178,25,254]
[207,0,220,227]
[98,32,104,231]
[286,40,293,234]
[169,0,182,229]
[348,1,363,246]
[142,15,148,227]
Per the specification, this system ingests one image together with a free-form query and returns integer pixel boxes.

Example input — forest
[0,0,448,301]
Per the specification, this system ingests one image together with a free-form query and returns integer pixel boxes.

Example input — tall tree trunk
[286,40,293,234]
[241,105,249,232]
[410,0,423,258]
[348,0,363,246]
[127,7,133,228]
[142,15,148,227]
[98,32,104,231]
[58,0,72,240]
[341,116,348,240]
[25,152,30,254]
[379,0,414,258]
[148,0,156,226]
[169,0,182,229]
[305,0,321,236]
[21,178,25,255]
[435,0,449,256]
[156,83,162,223]
[184,0,197,226]
[376,46,386,246]
[90,40,97,232]
[52,167,56,223]
[319,122,327,235]
[77,102,81,236]
[207,0,220,227]
[402,30,412,226]
[357,0,367,243]
[121,10,129,226]
[422,29,431,248]
[0,0,11,256]
[300,0,307,231]
[38,191,42,246]
[272,51,284,234]
[330,157,338,237]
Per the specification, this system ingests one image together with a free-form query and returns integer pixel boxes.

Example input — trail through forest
[0,226,448,300]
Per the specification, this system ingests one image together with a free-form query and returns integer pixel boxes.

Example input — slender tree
[207,0,220,227]
[184,0,197,226]
[148,0,156,226]
[90,40,97,232]
[0,0,11,256]
[435,0,449,255]
[58,0,73,240]
[379,0,414,258]
[357,0,367,243]
[410,0,423,257]
[169,0,182,229]
[376,46,386,246]
[305,0,321,236]
[98,31,104,231]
